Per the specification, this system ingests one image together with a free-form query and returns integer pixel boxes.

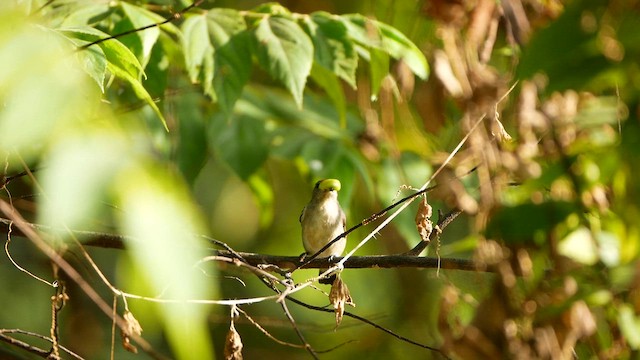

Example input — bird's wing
[341,208,346,232]
[299,206,306,223]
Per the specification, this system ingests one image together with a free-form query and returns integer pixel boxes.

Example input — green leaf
[252,2,292,15]
[60,3,112,27]
[62,34,107,91]
[120,2,163,68]
[253,16,313,107]
[309,63,347,128]
[181,14,215,96]
[341,14,428,80]
[209,113,270,180]
[305,12,358,89]
[61,27,144,80]
[486,201,578,244]
[63,27,168,130]
[516,1,607,92]
[207,9,251,113]
[369,47,390,98]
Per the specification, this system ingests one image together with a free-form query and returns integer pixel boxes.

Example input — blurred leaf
[400,151,432,187]
[558,227,598,265]
[174,92,208,185]
[619,304,640,349]
[305,12,358,89]
[248,174,274,227]
[0,23,94,159]
[39,131,127,232]
[341,13,428,80]
[517,0,609,92]
[209,113,270,180]
[252,15,313,107]
[309,63,347,128]
[116,165,214,360]
[486,201,578,244]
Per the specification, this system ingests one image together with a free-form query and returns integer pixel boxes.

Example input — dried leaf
[415,195,433,243]
[329,276,355,327]
[224,321,243,360]
[121,310,143,354]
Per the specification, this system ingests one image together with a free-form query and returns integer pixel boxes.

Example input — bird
[299,179,346,284]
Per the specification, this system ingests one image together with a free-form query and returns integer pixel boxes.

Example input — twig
[77,0,205,51]
[0,329,84,360]
[279,297,319,359]
[0,200,166,360]
[405,208,463,256]
[283,296,451,360]
[236,307,305,349]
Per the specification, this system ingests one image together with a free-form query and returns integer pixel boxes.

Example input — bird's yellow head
[315,178,341,192]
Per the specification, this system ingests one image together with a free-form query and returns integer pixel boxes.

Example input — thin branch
[0,329,84,360]
[0,217,483,272]
[77,0,205,51]
[283,296,451,360]
[236,307,306,349]
[0,201,166,360]
[279,296,319,359]
[337,114,486,270]
[213,251,480,271]
[405,208,463,256]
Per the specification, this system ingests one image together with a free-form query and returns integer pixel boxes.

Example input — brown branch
[0,202,167,360]
[405,208,464,256]
[215,251,480,271]
[0,217,482,272]
[0,329,84,360]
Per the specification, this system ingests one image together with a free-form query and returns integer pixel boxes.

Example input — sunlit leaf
[120,2,164,68]
[305,12,358,89]
[341,13,428,80]
[0,23,94,159]
[252,15,313,107]
[181,14,214,95]
[619,304,640,349]
[39,131,127,232]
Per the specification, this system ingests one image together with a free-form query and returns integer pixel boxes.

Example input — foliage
[1,0,640,359]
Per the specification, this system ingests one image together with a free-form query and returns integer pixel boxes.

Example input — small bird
[300,179,346,284]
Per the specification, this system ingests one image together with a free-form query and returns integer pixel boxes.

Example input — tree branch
[0,217,483,272]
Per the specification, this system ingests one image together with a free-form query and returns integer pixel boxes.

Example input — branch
[215,251,480,271]
[0,329,84,360]
[0,217,482,272]
[77,0,204,50]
